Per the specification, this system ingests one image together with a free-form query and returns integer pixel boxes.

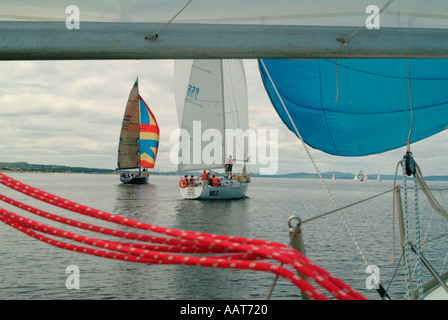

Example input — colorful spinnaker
[117,79,159,184]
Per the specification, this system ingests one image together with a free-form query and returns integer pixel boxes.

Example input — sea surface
[0,172,447,301]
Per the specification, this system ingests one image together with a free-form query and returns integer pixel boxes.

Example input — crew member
[225,155,233,178]
[212,175,220,186]
[202,169,209,187]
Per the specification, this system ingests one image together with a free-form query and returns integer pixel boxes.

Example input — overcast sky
[1,1,447,176]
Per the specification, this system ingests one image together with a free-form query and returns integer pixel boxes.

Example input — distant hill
[1,162,447,181]
[0,162,114,174]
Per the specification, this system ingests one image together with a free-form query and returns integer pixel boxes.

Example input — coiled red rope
[0,172,367,300]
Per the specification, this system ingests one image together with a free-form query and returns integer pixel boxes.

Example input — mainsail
[117,79,160,170]
[175,60,248,172]
[259,59,448,157]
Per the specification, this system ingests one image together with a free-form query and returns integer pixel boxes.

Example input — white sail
[175,59,248,172]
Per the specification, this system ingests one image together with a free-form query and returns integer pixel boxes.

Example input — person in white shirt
[225,155,233,178]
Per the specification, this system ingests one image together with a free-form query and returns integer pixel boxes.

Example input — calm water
[0,172,447,300]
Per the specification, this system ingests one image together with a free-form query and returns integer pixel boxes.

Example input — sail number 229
[187,85,200,99]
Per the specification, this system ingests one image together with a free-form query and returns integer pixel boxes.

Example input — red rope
[0,172,367,300]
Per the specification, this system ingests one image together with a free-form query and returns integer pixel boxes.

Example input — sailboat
[174,59,250,200]
[356,169,364,182]
[116,79,160,184]
[377,170,382,182]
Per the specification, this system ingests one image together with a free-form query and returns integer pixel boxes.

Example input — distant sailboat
[377,170,382,182]
[356,169,364,182]
[117,79,160,184]
[175,59,250,199]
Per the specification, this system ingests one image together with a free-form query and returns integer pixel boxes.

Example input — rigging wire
[302,188,394,224]
[386,253,403,294]
[145,0,193,40]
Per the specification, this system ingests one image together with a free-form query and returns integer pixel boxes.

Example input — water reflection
[113,182,159,221]
[171,197,257,299]
[175,197,250,236]
[109,180,165,298]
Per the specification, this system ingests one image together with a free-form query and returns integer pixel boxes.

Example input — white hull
[424,284,448,300]
[180,180,249,200]
[423,272,448,300]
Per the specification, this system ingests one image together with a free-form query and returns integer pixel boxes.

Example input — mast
[137,78,141,175]
[221,60,226,168]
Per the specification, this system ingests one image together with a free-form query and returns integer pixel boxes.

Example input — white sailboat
[377,170,382,182]
[175,59,250,200]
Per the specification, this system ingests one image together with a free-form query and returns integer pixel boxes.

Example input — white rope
[259,59,370,268]
[415,163,448,220]
[145,0,193,40]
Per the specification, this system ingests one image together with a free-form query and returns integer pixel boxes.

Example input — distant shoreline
[1,161,448,181]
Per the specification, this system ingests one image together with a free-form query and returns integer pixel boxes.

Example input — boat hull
[180,181,249,200]
[422,272,448,300]
[119,174,149,184]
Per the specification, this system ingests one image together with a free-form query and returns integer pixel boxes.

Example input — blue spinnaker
[259,59,448,156]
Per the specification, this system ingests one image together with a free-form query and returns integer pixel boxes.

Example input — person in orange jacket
[212,175,220,186]
[201,169,209,187]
